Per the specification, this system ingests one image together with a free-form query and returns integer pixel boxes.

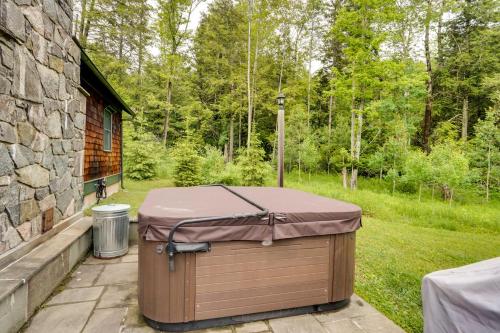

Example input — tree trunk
[307,18,314,128]
[246,0,253,149]
[229,117,234,162]
[81,0,96,46]
[118,15,124,60]
[437,0,446,67]
[486,144,491,202]
[162,80,172,145]
[423,0,433,153]
[328,95,333,144]
[238,108,242,149]
[342,167,348,189]
[350,79,356,160]
[251,20,259,126]
[462,96,468,141]
[351,99,363,190]
[79,0,87,40]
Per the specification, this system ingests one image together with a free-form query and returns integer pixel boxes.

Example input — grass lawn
[89,173,500,333]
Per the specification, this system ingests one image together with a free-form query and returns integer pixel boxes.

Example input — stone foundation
[0,0,84,255]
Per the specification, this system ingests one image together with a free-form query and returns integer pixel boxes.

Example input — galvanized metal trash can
[92,204,131,258]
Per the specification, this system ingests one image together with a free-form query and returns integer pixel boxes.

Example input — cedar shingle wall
[84,93,122,181]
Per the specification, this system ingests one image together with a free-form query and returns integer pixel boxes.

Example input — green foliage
[236,135,270,186]
[78,0,499,200]
[200,145,226,184]
[330,147,351,172]
[301,134,321,175]
[468,103,500,200]
[171,138,202,187]
[219,163,243,186]
[428,143,470,200]
[404,150,432,185]
[123,122,162,180]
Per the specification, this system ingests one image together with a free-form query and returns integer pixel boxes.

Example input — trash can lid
[92,203,131,213]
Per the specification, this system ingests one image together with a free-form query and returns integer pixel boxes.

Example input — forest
[74,0,499,202]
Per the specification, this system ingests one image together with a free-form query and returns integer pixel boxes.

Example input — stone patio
[21,246,405,333]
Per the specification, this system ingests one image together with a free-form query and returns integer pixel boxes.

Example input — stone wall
[0,0,84,255]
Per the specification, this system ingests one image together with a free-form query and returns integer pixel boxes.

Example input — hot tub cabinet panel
[138,186,361,331]
[139,232,356,325]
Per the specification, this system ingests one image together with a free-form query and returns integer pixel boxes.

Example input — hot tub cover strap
[138,186,362,242]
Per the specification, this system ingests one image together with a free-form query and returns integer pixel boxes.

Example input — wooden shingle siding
[83,89,122,182]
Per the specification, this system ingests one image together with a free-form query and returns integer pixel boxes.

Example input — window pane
[104,108,112,151]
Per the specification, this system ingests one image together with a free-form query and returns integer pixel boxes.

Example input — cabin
[79,47,134,207]
[0,1,134,331]
[0,0,132,257]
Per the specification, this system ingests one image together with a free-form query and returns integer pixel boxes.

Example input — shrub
[220,162,242,185]
[237,135,270,186]
[123,125,162,180]
[171,139,202,187]
[428,143,470,202]
[201,146,226,184]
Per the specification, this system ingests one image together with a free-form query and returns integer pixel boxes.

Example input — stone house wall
[0,0,85,255]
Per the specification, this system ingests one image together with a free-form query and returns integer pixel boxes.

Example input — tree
[434,0,499,141]
[157,0,201,146]
[172,138,202,186]
[123,119,162,180]
[237,134,269,186]
[331,0,395,189]
[468,101,500,201]
[404,150,432,201]
[428,143,469,203]
[422,0,434,152]
[301,134,320,181]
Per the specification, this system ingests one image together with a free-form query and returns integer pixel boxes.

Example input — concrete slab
[128,245,138,254]
[0,283,27,333]
[269,314,328,333]
[95,263,138,285]
[121,326,156,333]
[314,295,378,323]
[83,256,122,265]
[24,301,95,333]
[47,286,104,305]
[96,284,137,308]
[195,328,234,333]
[121,254,138,263]
[66,264,104,288]
[352,313,405,333]
[68,230,92,268]
[28,251,69,315]
[82,307,127,333]
[235,321,270,333]
[123,304,147,327]
[322,318,364,333]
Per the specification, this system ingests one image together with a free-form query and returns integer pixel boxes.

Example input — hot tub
[138,185,361,331]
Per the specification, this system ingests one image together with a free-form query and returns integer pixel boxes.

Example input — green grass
[84,178,174,217]
[88,172,500,332]
[285,172,500,332]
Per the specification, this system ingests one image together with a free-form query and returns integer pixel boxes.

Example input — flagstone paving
[21,245,404,333]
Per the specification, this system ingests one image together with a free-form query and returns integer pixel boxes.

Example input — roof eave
[73,37,135,116]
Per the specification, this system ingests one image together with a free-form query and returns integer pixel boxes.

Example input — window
[103,107,112,151]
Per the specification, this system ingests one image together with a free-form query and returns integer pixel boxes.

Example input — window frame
[103,107,113,152]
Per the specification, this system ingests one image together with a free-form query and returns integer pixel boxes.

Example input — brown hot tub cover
[138,186,361,242]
